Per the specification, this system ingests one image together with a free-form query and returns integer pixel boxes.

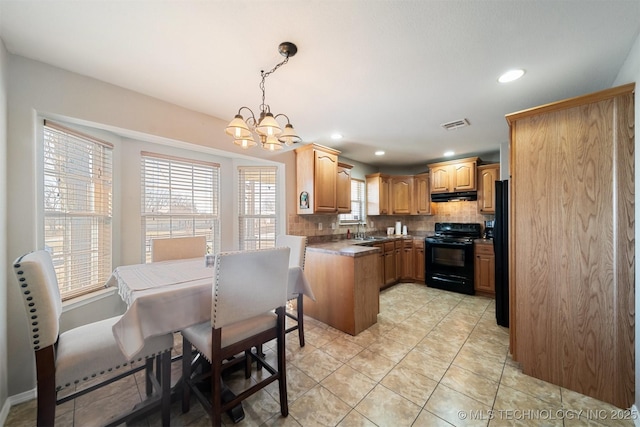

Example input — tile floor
[5,282,636,427]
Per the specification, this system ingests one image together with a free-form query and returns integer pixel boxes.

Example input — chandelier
[225,42,302,151]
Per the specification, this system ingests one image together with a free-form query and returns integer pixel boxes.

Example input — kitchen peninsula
[304,236,413,335]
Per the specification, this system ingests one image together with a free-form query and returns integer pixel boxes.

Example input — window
[339,178,365,224]
[238,166,278,250]
[43,121,113,300]
[141,152,220,262]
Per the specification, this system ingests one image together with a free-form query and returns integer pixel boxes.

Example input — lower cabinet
[474,241,495,296]
[383,242,397,287]
[401,240,414,280]
[413,240,425,282]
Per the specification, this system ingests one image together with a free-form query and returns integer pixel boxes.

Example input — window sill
[62,286,117,312]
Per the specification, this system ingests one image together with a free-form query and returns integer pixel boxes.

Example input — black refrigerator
[494,180,509,327]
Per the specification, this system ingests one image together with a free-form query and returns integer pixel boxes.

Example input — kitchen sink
[363,236,388,241]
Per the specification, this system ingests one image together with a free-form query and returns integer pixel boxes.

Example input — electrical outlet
[318,223,323,230]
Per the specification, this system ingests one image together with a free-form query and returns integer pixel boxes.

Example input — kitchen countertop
[307,235,418,257]
[474,238,494,245]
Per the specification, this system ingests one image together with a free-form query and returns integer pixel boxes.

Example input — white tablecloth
[106,257,314,359]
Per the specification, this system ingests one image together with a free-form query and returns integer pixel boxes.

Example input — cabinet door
[430,165,450,193]
[336,164,352,213]
[380,176,390,215]
[413,173,431,215]
[314,150,338,212]
[414,241,425,282]
[383,242,396,286]
[390,176,413,215]
[374,243,385,290]
[452,161,476,191]
[366,174,390,215]
[474,246,495,295]
[402,244,413,279]
[478,165,499,214]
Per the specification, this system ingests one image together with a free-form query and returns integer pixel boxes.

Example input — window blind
[339,179,365,224]
[43,121,113,300]
[238,166,278,250]
[141,152,220,262]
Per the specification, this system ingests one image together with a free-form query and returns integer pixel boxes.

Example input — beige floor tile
[321,364,377,407]
[499,364,561,404]
[414,334,463,362]
[440,364,499,406]
[346,348,396,382]
[291,348,343,382]
[413,409,456,427]
[266,364,318,403]
[380,364,438,406]
[561,387,636,427]
[384,322,429,347]
[288,385,352,427]
[492,384,563,427]
[341,328,379,348]
[336,410,377,427]
[425,384,492,427]
[452,348,505,383]
[365,335,414,363]
[319,336,365,363]
[354,384,422,427]
[397,348,451,382]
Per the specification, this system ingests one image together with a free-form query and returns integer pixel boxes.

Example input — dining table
[106,256,315,361]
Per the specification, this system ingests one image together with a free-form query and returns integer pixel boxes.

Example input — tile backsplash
[288,200,494,242]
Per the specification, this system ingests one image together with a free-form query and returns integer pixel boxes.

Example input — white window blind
[238,166,278,250]
[141,152,220,262]
[43,121,113,300]
[339,179,365,224]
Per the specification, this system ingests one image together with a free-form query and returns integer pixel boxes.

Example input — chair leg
[145,358,154,396]
[35,347,56,427]
[182,337,192,413]
[212,328,223,427]
[161,351,171,426]
[276,307,289,417]
[297,294,305,347]
[244,350,251,379]
[255,344,264,371]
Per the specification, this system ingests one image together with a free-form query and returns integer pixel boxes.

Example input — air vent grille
[441,118,470,130]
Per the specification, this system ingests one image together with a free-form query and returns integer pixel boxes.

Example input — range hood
[431,191,477,202]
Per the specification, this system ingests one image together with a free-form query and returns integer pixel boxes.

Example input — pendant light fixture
[225,42,302,151]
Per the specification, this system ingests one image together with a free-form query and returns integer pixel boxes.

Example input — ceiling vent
[441,118,470,130]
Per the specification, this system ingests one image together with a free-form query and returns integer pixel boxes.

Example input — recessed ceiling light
[444,151,455,157]
[331,133,343,140]
[375,151,385,156]
[498,69,525,83]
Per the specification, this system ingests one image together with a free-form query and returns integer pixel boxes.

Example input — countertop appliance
[424,222,481,295]
[494,181,509,327]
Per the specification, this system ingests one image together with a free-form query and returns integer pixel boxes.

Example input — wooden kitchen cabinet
[373,243,385,290]
[383,241,396,287]
[428,157,478,194]
[400,239,414,280]
[390,176,413,215]
[477,164,499,214]
[413,239,425,282]
[507,83,635,408]
[413,173,432,215]
[474,241,495,296]
[366,173,390,215]
[337,162,353,213]
[295,143,340,214]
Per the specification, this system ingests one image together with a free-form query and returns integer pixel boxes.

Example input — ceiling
[0,1,639,167]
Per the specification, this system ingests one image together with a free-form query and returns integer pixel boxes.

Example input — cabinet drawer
[413,240,424,249]
[394,240,403,249]
[384,242,395,252]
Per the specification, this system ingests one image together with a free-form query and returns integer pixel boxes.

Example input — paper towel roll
[402,225,407,235]
[395,221,402,235]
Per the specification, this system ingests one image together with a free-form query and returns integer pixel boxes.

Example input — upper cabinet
[428,157,478,193]
[337,162,353,213]
[366,173,390,215]
[477,164,499,214]
[295,143,341,214]
[413,173,431,215]
[390,176,414,215]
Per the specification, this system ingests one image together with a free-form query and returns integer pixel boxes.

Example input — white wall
[0,38,9,421]
[5,53,297,397]
[613,31,640,413]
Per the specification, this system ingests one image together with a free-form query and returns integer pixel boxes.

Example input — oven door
[425,240,475,295]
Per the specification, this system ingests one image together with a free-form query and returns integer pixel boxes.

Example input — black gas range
[424,223,481,295]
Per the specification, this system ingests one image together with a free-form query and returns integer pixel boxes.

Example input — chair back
[151,236,207,262]
[211,247,290,329]
[13,250,63,350]
[276,235,307,269]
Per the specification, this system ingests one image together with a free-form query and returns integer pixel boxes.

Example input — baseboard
[0,388,37,425]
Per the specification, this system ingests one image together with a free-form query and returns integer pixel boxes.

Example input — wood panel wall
[507,84,635,408]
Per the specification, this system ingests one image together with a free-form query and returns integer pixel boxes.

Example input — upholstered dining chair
[180,247,290,427]
[13,250,174,427]
[276,234,307,346]
[151,235,207,262]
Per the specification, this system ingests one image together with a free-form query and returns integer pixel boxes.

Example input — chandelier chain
[259,55,290,112]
